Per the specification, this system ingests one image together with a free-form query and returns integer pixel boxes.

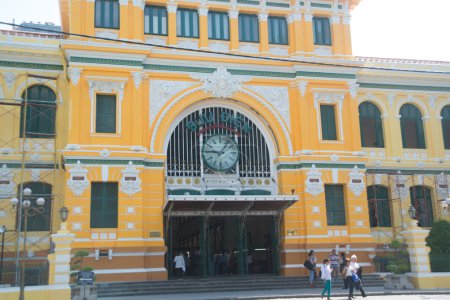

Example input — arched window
[400,104,426,149]
[19,182,52,232]
[410,186,434,227]
[20,85,56,138]
[359,102,384,148]
[441,105,450,149]
[367,185,391,227]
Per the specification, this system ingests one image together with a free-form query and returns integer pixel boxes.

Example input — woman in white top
[342,257,367,299]
[320,258,332,300]
[173,252,185,279]
[350,255,367,297]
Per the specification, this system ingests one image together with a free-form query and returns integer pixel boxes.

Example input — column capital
[343,15,351,24]
[132,0,146,9]
[198,6,208,16]
[119,0,129,5]
[229,9,239,19]
[258,12,268,22]
[287,13,302,24]
[304,13,313,22]
[167,4,177,13]
[330,15,341,24]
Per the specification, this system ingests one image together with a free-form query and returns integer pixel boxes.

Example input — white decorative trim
[119,0,129,5]
[298,81,308,97]
[330,15,341,24]
[348,80,359,99]
[177,39,199,50]
[131,71,144,89]
[87,78,128,103]
[358,93,388,117]
[15,78,62,103]
[304,14,313,22]
[258,12,268,22]
[132,0,146,9]
[120,161,142,196]
[3,72,17,89]
[68,67,82,86]
[167,4,177,13]
[0,164,15,197]
[95,30,119,39]
[198,7,208,16]
[191,66,251,99]
[305,164,324,196]
[67,161,90,196]
[287,13,302,24]
[149,80,195,127]
[342,15,351,24]
[348,166,365,196]
[146,37,167,46]
[247,85,291,131]
[392,174,408,198]
[314,46,332,56]
[100,148,111,158]
[428,95,437,109]
[209,42,230,53]
[269,46,289,56]
[239,44,259,54]
[395,95,430,118]
[228,9,239,19]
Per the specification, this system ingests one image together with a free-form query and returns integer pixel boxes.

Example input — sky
[0,0,449,62]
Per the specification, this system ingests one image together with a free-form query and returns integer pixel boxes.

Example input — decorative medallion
[348,166,365,197]
[305,164,324,196]
[120,161,142,196]
[67,161,90,196]
[191,66,251,98]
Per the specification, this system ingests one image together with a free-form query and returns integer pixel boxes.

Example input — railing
[430,254,450,272]
[0,261,49,286]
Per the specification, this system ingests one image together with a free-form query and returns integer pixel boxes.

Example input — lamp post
[11,189,46,300]
[0,225,6,284]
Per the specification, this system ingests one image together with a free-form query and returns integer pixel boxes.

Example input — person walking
[173,252,185,279]
[340,252,348,289]
[350,255,367,297]
[320,258,332,300]
[329,249,339,282]
[307,250,317,287]
[342,258,367,300]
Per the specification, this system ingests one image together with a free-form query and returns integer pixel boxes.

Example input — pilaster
[342,15,352,55]
[402,221,431,274]
[167,3,178,46]
[198,6,209,49]
[304,13,314,55]
[131,0,145,41]
[330,15,343,55]
[229,9,239,52]
[48,226,75,285]
[258,12,269,54]
[119,0,130,39]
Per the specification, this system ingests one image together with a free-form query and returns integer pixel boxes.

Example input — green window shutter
[313,17,331,46]
[20,182,52,232]
[410,186,433,227]
[441,105,450,149]
[91,182,118,228]
[268,16,288,45]
[367,185,391,228]
[239,14,259,42]
[208,11,229,40]
[400,104,426,149]
[20,85,56,139]
[177,8,199,38]
[325,185,346,226]
[95,0,119,29]
[320,105,337,140]
[359,102,385,148]
[144,5,167,35]
[96,95,116,133]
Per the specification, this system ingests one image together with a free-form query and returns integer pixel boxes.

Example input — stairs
[94,274,385,298]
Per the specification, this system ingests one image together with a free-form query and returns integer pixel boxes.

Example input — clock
[202,134,239,172]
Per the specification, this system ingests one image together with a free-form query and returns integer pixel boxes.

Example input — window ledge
[145,35,167,46]
[209,41,230,53]
[177,38,199,50]
[239,42,260,55]
[91,133,122,138]
[314,45,332,56]
[95,29,119,40]
[269,45,289,56]
[319,140,344,144]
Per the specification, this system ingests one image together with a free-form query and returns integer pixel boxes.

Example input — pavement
[102,286,450,300]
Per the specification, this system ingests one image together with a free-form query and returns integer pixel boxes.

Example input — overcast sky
[0,0,449,61]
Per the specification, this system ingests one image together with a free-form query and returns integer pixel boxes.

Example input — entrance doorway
[166,216,280,278]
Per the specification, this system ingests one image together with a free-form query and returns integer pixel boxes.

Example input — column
[330,15,343,55]
[342,15,352,55]
[287,13,302,55]
[48,224,75,287]
[84,0,95,36]
[131,0,145,41]
[119,0,130,39]
[198,6,209,49]
[258,12,269,54]
[167,3,178,46]
[229,9,239,52]
[304,13,315,55]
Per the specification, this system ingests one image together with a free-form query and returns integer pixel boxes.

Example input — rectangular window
[208,11,230,40]
[144,5,167,35]
[239,14,259,43]
[325,185,346,226]
[96,95,116,133]
[268,16,288,45]
[95,0,120,29]
[90,182,118,228]
[313,17,331,45]
[177,8,199,38]
[320,105,337,140]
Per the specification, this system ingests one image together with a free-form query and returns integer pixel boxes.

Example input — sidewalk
[102,286,450,300]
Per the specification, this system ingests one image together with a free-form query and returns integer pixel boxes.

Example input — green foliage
[373,240,411,274]
[425,220,450,255]
[70,250,94,281]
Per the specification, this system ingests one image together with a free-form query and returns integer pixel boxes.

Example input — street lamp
[408,205,417,220]
[0,225,6,284]
[11,189,46,300]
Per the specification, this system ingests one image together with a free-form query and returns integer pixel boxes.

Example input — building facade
[0,0,449,283]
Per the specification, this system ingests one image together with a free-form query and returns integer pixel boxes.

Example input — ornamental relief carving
[120,161,142,196]
[305,164,324,196]
[67,161,90,196]
[0,164,15,197]
[348,166,365,197]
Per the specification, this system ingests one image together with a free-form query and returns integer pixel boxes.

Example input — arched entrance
[163,102,297,278]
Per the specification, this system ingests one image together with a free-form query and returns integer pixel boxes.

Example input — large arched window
[441,105,450,149]
[18,182,52,232]
[359,102,384,148]
[367,185,391,227]
[20,85,56,138]
[410,186,434,228]
[400,104,426,149]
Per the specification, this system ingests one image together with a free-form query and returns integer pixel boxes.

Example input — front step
[92,275,385,298]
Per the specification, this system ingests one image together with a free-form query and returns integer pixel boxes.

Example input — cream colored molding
[269,46,289,56]
[3,72,17,89]
[146,37,167,46]
[167,2,177,13]
[177,39,199,50]
[348,80,359,99]
[209,42,230,53]
[387,93,397,107]
[228,9,239,19]
[131,71,144,89]
[314,46,332,56]
[14,78,62,103]
[198,6,208,16]
[395,95,430,119]
[287,13,302,24]
[342,15,351,24]
[95,30,119,39]
[357,93,388,117]
[428,95,437,109]
[86,77,128,102]
[304,13,313,22]
[191,65,251,99]
[239,44,259,54]
[68,67,83,86]
[132,0,146,9]
[258,12,268,22]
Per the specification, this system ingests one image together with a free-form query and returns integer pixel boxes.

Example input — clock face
[202,134,239,172]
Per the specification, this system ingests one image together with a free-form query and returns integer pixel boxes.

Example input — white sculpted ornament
[305,164,324,196]
[348,166,365,196]
[191,66,251,98]
[120,161,142,196]
[67,161,90,196]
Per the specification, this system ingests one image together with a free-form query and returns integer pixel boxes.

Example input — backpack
[304,260,314,271]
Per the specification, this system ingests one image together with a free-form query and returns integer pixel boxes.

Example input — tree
[425,220,450,255]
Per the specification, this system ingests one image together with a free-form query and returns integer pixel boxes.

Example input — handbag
[352,272,360,283]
